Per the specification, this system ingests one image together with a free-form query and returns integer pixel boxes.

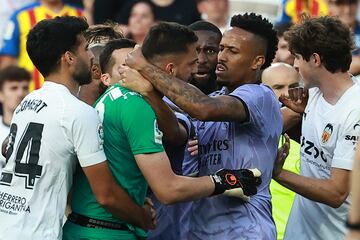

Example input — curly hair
[284,16,353,73]
[230,13,278,69]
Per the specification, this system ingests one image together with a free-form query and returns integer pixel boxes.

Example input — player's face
[190,30,220,89]
[264,70,300,99]
[73,36,93,86]
[216,28,257,89]
[110,48,134,84]
[293,54,317,88]
[0,81,29,113]
[128,2,154,38]
[172,43,198,82]
[274,37,294,65]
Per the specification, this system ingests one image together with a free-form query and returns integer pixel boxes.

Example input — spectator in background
[197,0,229,33]
[328,0,360,76]
[273,23,295,66]
[150,0,200,25]
[188,20,221,95]
[127,1,156,44]
[0,66,30,171]
[0,0,83,92]
[277,0,329,25]
[93,0,132,25]
[262,63,301,240]
[0,0,35,50]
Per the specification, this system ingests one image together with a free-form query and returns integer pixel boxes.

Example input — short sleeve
[175,112,192,137]
[332,109,360,170]
[229,84,274,127]
[0,14,20,56]
[71,106,106,167]
[121,96,164,155]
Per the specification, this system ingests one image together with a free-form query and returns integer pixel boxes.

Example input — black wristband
[346,219,360,230]
[210,175,225,196]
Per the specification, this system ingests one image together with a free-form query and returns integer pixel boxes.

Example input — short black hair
[142,22,198,62]
[285,16,353,73]
[26,16,88,77]
[0,66,31,90]
[100,38,136,73]
[188,20,222,38]
[84,21,124,45]
[230,13,278,69]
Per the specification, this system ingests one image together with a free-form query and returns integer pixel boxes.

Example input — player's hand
[125,44,148,71]
[187,138,198,156]
[210,168,262,196]
[279,87,308,114]
[141,197,156,230]
[272,134,290,180]
[118,65,154,95]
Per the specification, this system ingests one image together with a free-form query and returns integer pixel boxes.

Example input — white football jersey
[0,82,106,239]
[285,84,360,240]
[0,119,10,172]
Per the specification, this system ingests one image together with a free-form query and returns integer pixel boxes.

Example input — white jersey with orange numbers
[0,81,106,240]
[285,83,360,240]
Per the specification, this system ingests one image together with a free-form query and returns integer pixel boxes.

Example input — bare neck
[45,72,80,96]
[318,71,353,105]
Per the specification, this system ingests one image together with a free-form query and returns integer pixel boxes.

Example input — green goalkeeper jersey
[68,84,164,239]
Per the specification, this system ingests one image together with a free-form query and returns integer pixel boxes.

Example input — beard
[73,59,92,86]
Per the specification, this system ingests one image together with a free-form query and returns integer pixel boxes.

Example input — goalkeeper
[63,24,262,240]
[119,14,282,239]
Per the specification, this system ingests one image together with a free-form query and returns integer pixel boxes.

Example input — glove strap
[210,175,225,196]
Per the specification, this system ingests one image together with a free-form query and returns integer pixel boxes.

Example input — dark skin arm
[122,47,248,122]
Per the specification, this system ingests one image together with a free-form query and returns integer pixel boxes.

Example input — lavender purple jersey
[188,84,282,240]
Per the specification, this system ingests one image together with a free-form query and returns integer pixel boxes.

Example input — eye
[206,49,217,54]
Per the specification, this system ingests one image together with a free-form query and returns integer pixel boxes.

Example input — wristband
[346,219,360,230]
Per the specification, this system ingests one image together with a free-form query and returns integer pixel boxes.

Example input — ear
[91,64,102,79]
[312,53,322,67]
[165,63,175,75]
[100,73,111,87]
[63,51,75,65]
[251,55,265,70]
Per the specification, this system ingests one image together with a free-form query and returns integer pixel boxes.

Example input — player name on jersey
[15,99,47,114]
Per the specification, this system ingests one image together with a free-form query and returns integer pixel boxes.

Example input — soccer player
[0,16,155,239]
[79,22,124,106]
[0,0,83,91]
[188,20,222,95]
[123,13,282,239]
[274,16,360,240]
[64,22,262,240]
[0,66,30,171]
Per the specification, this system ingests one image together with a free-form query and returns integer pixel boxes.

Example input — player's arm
[82,161,154,229]
[122,48,247,122]
[346,144,360,239]
[273,167,350,208]
[281,107,302,132]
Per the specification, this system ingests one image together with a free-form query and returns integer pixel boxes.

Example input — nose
[218,49,227,63]
[198,50,207,65]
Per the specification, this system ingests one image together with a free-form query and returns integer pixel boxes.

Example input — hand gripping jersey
[0,82,106,240]
[285,84,360,240]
